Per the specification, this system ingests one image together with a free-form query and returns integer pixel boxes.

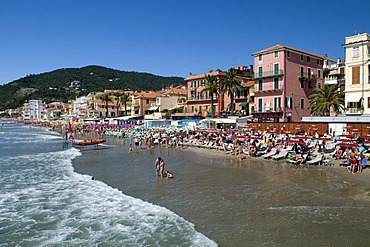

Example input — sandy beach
[72,136,370,247]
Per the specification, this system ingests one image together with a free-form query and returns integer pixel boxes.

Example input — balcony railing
[188,96,217,101]
[252,70,284,80]
[254,88,283,94]
[346,108,364,115]
[298,72,316,80]
[252,107,283,113]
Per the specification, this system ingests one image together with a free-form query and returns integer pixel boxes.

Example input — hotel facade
[343,33,370,115]
[251,45,333,122]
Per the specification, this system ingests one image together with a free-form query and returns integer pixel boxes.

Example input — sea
[0,122,217,247]
[3,121,370,247]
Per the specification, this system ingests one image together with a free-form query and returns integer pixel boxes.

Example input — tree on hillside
[121,94,132,116]
[99,93,113,118]
[219,68,242,114]
[201,72,219,117]
[309,84,345,116]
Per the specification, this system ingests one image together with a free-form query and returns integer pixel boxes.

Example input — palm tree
[220,68,242,114]
[110,92,124,117]
[121,94,132,116]
[201,73,219,117]
[99,93,113,118]
[309,84,345,116]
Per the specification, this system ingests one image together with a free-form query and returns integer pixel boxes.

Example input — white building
[343,33,370,115]
[23,100,46,121]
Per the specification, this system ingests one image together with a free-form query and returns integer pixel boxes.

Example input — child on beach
[128,144,133,153]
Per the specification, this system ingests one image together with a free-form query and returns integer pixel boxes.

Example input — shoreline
[71,136,370,246]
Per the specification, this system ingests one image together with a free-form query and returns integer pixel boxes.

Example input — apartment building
[252,45,331,122]
[184,66,253,116]
[343,33,370,115]
[23,100,46,121]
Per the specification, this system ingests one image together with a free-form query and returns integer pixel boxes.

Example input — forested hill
[0,65,184,110]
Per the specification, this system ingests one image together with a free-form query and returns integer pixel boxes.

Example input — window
[259,54,262,61]
[352,66,360,84]
[308,81,312,89]
[258,80,263,91]
[307,56,311,62]
[274,63,279,75]
[258,66,263,77]
[191,106,194,112]
[300,67,304,77]
[318,70,321,78]
[274,78,279,89]
[205,105,208,111]
[318,83,322,88]
[301,55,304,61]
[274,97,281,111]
[308,68,312,78]
[199,106,202,113]
[287,51,290,57]
[258,98,263,112]
[368,97,370,108]
[300,98,305,109]
[146,99,150,104]
[285,97,293,109]
[274,51,279,58]
[300,80,304,88]
[353,47,359,58]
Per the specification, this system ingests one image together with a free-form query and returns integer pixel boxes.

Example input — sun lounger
[306,153,323,165]
[271,150,289,161]
[288,154,308,165]
[262,148,277,159]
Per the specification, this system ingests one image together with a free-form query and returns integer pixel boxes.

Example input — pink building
[252,44,332,122]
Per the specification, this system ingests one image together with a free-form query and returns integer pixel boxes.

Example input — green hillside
[0,65,184,111]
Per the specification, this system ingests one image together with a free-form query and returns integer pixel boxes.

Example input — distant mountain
[0,65,184,110]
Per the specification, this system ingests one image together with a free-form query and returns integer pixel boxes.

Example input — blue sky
[0,0,369,85]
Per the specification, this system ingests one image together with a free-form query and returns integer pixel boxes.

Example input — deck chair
[271,150,289,161]
[262,148,277,159]
[306,153,323,165]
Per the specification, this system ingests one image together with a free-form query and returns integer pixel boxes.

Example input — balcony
[253,107,283,113]
[298,72,316,82]
[254,88,283,94]
[187,96,217,102]
[252,70,284,80]
[346,107,364,115]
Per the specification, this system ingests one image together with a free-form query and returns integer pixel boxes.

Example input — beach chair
[262,148,277,159]
[322,154,333,166]
[306,153,323,165]
[288,154,308,165]
[271,149,289,161]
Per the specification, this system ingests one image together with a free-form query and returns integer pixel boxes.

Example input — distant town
[2,33,370,126]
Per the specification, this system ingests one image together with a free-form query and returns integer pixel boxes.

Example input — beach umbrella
[339,134,354,138]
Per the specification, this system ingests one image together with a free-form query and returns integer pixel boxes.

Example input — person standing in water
[155,157,161,176]
[159,158,165,177]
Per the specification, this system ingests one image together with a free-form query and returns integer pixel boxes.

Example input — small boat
[72,139,107,146]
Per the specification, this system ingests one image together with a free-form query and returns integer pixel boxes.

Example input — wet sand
[73,138,370,247]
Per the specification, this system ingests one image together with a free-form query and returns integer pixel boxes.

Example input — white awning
[148,106,159,111]
[200,118,236,124]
